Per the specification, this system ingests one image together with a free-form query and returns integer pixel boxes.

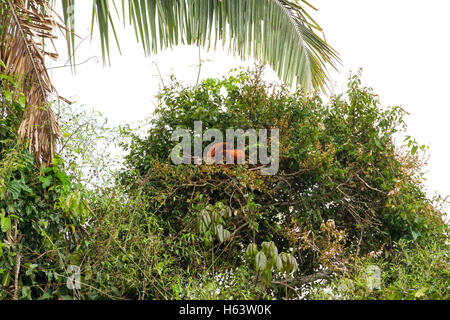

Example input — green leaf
[39,175,53,189]
[201,212,211,227]
[20,183,34,195]
[411,229,419,241]
[6,180,34,199]
[17,96,26,109]
[216,224,224,242]
[223,229,231,241]
[21,286,31,299]
[4,90,12,103]
[1,217,11,233]
[275,255,283,271]
[198,220,207,234]
[269,242,278,256]
[374,137,382,149]
[414,287,428,298]
[288,255,299,272]
[261,269,272,286]
[246,243,258,257]
[255,251,267,271]
[8,215,23,222]
[6,181,22,200]
[54,171,71,187]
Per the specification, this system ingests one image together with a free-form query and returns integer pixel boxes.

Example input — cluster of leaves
[246,241,298,286]
[198,202,233,244]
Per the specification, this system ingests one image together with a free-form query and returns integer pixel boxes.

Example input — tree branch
[275,270,333,288]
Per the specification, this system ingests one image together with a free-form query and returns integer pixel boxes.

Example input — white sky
[49,0,450,201]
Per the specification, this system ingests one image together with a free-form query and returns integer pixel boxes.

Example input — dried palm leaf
[0,0,65,167]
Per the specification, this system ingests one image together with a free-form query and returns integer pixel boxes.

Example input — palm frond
[0,0,62,166]
[1,0,339,166]
[81,0,340,91]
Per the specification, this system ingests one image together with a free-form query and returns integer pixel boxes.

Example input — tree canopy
[2,67,447,299]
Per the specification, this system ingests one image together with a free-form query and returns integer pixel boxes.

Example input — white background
[49,0,450,203]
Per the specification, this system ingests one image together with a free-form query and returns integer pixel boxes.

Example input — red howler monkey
[205,142,245,164]
[206,142,230,159]
[225,148,245,164]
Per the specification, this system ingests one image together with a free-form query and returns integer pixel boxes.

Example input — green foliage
[308,239,449,300]
[113,67,447,299]
[0,72,90,300]
[1,66,447,300]
[246,241,298,286]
